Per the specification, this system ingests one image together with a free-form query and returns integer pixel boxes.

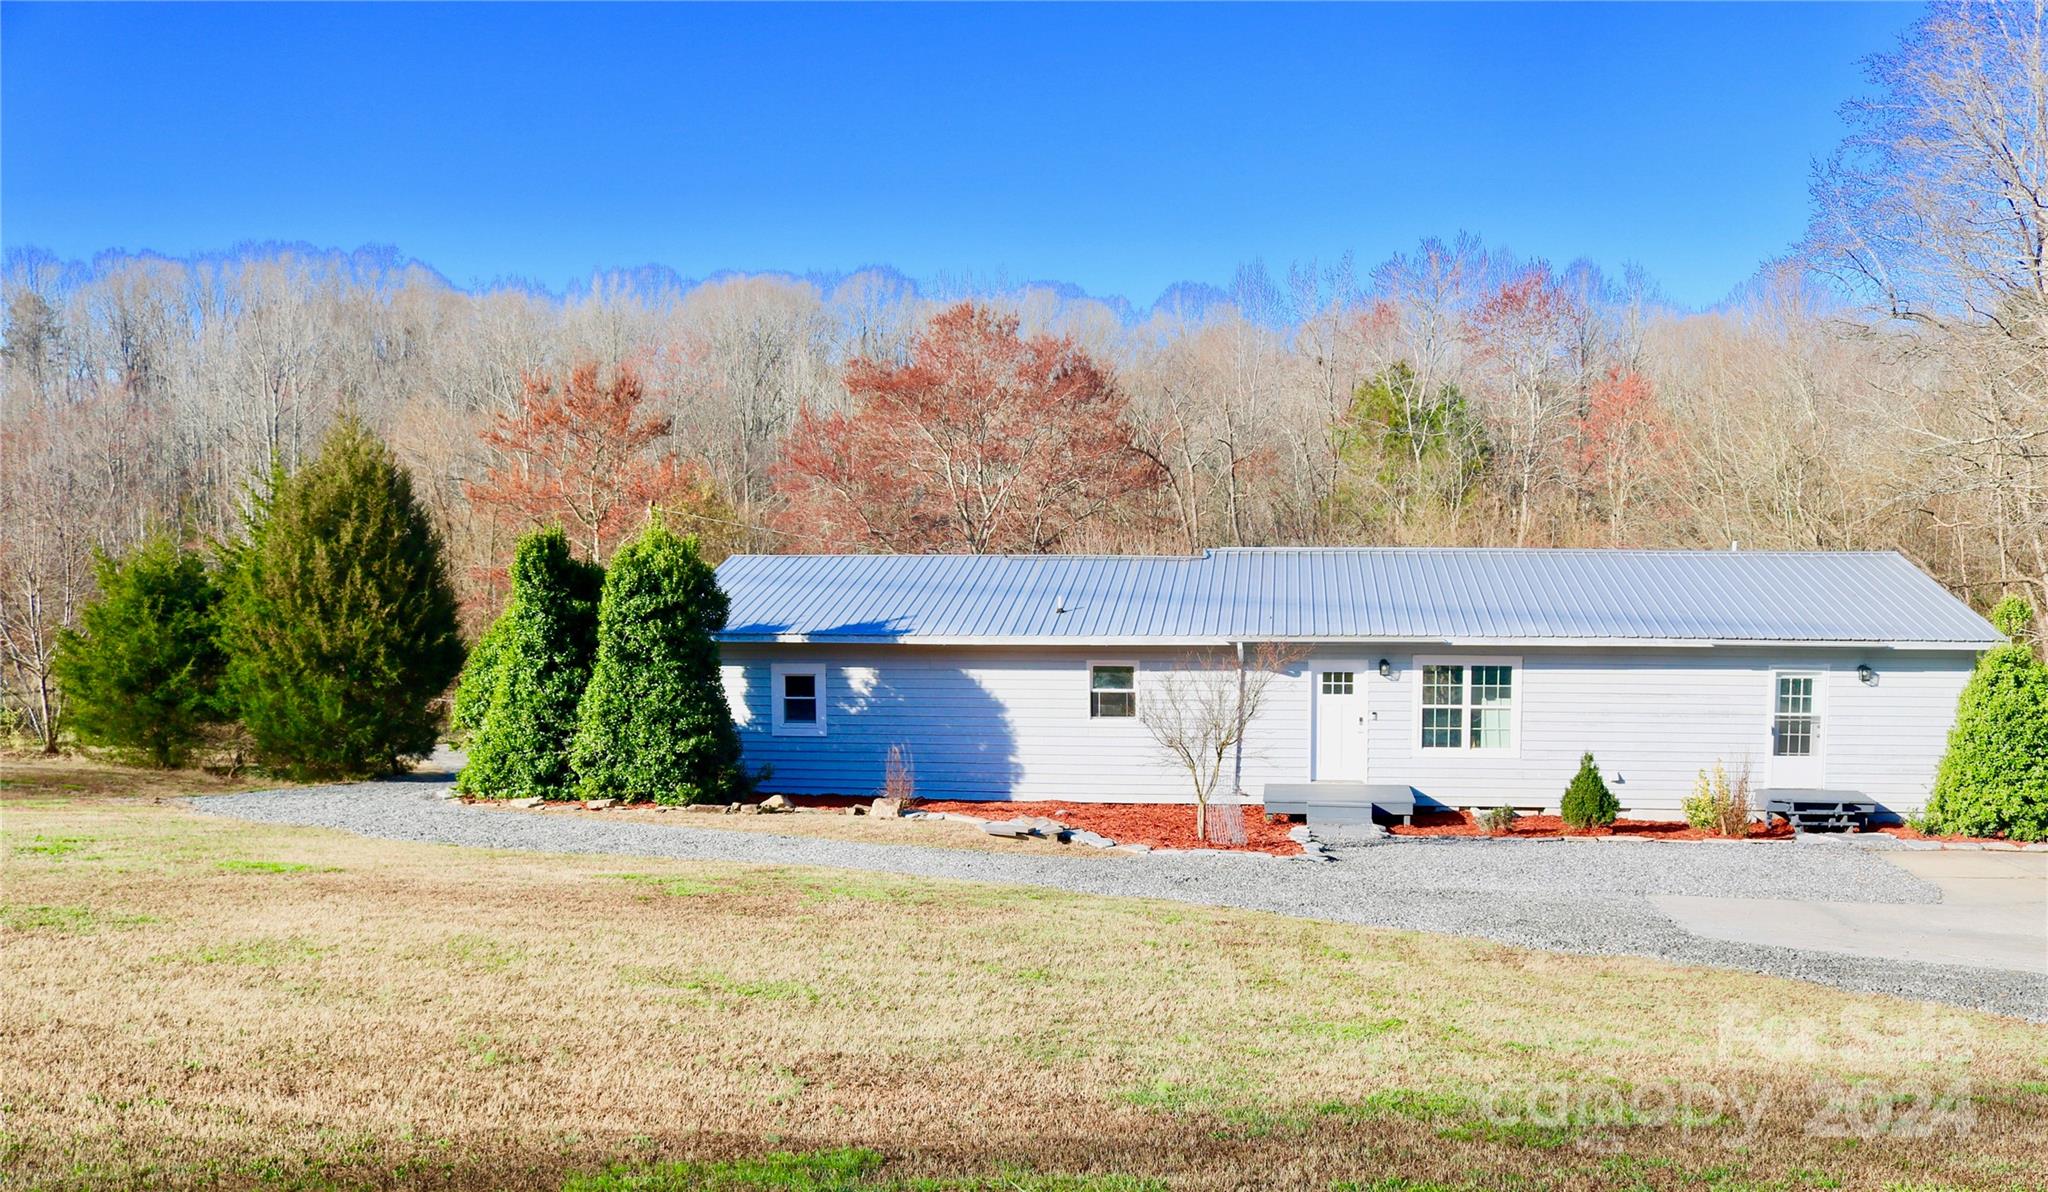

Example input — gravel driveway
[193,776,2047,1020]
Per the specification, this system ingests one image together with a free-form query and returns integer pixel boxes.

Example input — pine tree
[457,527,603,799]
[52,534,225,768]
[219,414,463,777]
[1560,751,1619,830]
[572,517,743,804]
[1925,598,2048,840]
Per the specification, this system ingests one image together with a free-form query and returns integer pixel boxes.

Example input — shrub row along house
[711,548,2002,821]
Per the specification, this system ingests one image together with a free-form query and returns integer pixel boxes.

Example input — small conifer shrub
[1559,752,1619,830]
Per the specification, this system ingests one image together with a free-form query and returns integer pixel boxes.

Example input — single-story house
[712,548,2001,819]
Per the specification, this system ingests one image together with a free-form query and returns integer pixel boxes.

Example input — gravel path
[193,776,2047,1020]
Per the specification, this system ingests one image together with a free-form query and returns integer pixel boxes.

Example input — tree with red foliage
[1572,367,1672,538]
[772,303,1161,553]
[468,362,702,565]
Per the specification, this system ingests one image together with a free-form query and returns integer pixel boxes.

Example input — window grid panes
[1320,671,1355,696]
[1774,676,1814,757]
[781,672,818,724]
[1469,665,1513,750]
[1421,665,1464,749]
[1091,665,1136,718]
[1421,663,1514,750]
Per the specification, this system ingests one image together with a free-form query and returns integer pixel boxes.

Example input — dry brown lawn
[3,756,2045,1191]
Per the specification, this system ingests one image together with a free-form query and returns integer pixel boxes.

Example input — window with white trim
[1089,663,1136,718]
[1419,661,1515,751]
[1773,674,1815,756]
[770,663,827,736]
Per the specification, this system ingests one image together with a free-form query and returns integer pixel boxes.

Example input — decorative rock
[737,803,762,815]
[683,803,724,813]
[583,799,616,811]
[870,798,903,820]
[1286,826,1314,844]
[760,794,791,813]
[982,820,1033,839]
[509,796,545,809]
[1070,831,1117,848]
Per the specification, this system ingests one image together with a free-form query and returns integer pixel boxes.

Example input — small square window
[770,664,826,736]
[1320,671,1355,695]
[1090,664,1136,718]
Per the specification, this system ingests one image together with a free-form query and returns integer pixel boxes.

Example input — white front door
[1312,667,1367,781]
[1769,672,1826,787]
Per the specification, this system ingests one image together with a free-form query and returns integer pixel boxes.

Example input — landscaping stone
[760,794,791,813]
[870,798,903,820]
[982,820,1033,839]
[583,799,616,811]
[682,803,723,813]
[510,796,545,809]
[1286,826,1314,844]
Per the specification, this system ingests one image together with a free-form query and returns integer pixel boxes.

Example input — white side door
[1768,671,1826,787]
[1312,667,1367,781]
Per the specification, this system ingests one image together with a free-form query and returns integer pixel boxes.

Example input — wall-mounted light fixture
[1856,664,1876,686]
[1378,658,1392,679]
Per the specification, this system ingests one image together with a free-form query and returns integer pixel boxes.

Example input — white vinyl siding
[721,643,1975,817]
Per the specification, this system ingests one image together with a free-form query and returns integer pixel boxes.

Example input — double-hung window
[1089,663,1137,719]
[770,663,827,736]
[1773,674,1815,756]
[1417,658,1517,752]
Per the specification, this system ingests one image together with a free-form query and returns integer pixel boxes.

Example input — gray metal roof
[714,548,2001,648]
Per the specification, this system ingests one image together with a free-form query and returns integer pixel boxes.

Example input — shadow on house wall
[725,651,1023,800]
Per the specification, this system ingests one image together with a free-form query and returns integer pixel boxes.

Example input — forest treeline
[2,1,2043,748]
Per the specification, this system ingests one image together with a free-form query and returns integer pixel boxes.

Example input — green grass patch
[606,872,729,898]
[1285,1015,1406,1042]
[616,965,819,1004]
[1315,1088,1476,1123]
[0,903,156,934]
[12,835,93,859]
[441,933,527,971]
[217,859,325,874]
[157,935,324,967]
[564,1147,882,1191]
[562,1148,1164,1192]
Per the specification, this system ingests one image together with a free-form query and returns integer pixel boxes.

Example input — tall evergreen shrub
[571,518,743,804]
[457,527,603,799]
[219,414,463,777]
[52,534,225,767]
[1560,751,1619,830]
[448,613,510,746]
[1924,598,2048,840]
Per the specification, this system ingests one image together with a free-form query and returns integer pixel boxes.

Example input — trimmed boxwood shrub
[571,518,744,805]
[457,527,603,800]
[1560,751,1618,830]
[1923,597,2048,841]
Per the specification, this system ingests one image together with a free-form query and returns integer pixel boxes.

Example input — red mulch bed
[1388,809,1794,841]
[1872,824,2033,846]
[808,797,1304,855]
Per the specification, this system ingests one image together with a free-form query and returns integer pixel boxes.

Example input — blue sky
[2,2,1916,310]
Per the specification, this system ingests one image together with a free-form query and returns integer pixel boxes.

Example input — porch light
[1378,658,1392,679]
[1856,664,1876,685]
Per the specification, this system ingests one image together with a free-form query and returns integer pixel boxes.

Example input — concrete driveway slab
[1653,850,2046,976]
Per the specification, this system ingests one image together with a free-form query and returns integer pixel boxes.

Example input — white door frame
[1767,669,1827,787]
[1309,662,1370,782]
